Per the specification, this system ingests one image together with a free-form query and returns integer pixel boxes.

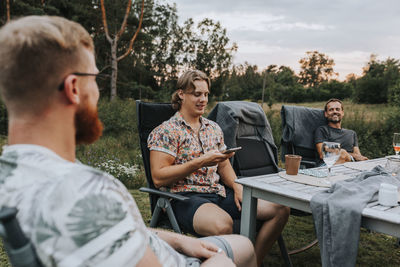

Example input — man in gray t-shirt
[315,99,368,164]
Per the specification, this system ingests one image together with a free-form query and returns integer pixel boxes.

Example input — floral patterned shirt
[0,144,186,267]
[148,111,227,197]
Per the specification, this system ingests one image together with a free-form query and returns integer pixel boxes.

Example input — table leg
[240,186,257,243]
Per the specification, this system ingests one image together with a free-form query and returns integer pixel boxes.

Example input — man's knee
[276,205,290,223]
[195,219,233,235]
[213,218,234,235]
[232,235,256,259]
[193,204,234,235]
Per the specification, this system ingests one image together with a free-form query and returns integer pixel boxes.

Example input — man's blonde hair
[0,16,94,114]
[171,70,210,110]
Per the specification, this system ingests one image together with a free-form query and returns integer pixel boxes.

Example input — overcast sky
[169,0,400,80]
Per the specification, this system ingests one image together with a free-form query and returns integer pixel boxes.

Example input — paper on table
[279,171,351,188]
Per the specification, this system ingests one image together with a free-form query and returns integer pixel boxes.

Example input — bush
[77,134,145,189]
[98,98,138,136]
[76,99,145,189]
[388,79,400,106]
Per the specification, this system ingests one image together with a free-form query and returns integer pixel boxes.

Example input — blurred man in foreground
[0,16,256,267]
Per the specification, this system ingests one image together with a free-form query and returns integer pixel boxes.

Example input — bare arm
[136,246,162,267]
[217,158,243,211]
[316,142,323,160]
[150,150,234,188]
[139,231,235,267]
[349,147,368,161]
[149,228,219,259]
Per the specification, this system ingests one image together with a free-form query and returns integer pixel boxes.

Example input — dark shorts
[171,186,241,235]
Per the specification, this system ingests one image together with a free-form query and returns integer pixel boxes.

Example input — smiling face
[179,79,209,117]
[324,101,344,123]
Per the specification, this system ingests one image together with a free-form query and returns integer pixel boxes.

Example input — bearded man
[315,98,368,164]
[0,16,256,267]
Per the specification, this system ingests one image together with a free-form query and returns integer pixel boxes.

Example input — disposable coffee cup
[285,154,302,175]
[378,183,399,207]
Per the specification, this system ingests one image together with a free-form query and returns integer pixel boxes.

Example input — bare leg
[254,200,290,266]
[201,253,235,267]
[219,234,257,267]
[193,203,234,236]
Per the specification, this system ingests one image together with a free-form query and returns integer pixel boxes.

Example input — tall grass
[76,98,146,189]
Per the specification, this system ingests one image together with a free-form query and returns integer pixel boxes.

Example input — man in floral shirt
[0,16,256,267]
[148,70,290,267]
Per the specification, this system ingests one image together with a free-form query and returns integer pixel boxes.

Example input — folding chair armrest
[139,187,189,201]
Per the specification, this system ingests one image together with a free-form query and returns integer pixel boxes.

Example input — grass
[4,190,397,266]
[5,190,396,266]
[121,191,400,266]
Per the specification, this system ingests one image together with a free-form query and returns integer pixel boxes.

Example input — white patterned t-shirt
[0,144,186,267]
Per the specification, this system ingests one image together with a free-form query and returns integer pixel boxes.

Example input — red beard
[75,99,103,145]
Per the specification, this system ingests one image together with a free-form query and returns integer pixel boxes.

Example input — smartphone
[222,147,242,154]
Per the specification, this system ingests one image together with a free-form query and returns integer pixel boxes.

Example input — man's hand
[176,235,221,259]
[351,147,368,161]
[232,183,243,211]
[199,150,234,167]
[352,154,368,161]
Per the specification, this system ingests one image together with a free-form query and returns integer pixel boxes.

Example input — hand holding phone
[222,147,242,154]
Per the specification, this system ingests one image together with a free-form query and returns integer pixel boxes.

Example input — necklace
[191,124,201,132]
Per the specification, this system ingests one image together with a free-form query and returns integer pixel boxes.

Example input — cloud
[170,0,400,79]
[189,11,334,33]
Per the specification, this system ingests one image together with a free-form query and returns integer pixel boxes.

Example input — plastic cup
[285,154,302,175]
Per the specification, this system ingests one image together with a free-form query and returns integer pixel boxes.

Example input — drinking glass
[393,133,400,157]
[322,142,341,176]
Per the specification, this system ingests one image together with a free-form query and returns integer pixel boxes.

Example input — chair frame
[0,206,42,267]
[136,100,189,234]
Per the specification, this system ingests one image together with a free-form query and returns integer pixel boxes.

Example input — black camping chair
[208,101,293,266]
[136,100,189,233]
[209,101,322,265]
[0,206,43,267]
[281,105,327,169]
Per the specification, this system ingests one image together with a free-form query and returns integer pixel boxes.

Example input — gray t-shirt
[314,125,358,153]
[0,144,186,267]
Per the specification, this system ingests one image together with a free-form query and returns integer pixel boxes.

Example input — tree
[6,0,10,22]
[0,0,11,25]
[299,51,337,88]
[100,0,144,100]
[175,18,237,97]
[354,55,400,103]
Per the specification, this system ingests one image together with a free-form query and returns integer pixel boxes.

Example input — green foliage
[299,51,337,88]
[354,56,400,104]
[76,99,145,189]
[97,98,137,136]
[0,240,11,267]
[388,78,400,106]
